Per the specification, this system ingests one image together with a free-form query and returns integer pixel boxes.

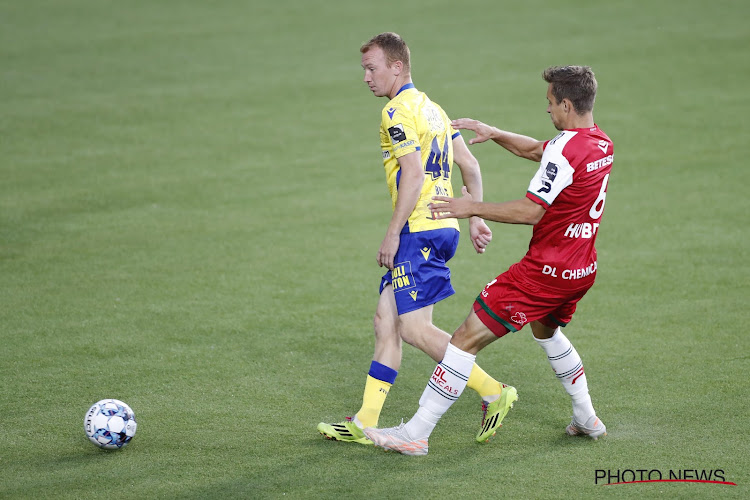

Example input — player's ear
[562,98,573,114]
[392,60,403,76]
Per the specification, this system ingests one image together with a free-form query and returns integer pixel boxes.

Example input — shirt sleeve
[449,124,461,140]
[526,134,575,207]
[382,105,420,159]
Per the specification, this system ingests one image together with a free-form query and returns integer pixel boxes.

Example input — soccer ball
[84,399,137,449]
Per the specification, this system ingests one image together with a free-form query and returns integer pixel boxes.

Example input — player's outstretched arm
[430,187,545,225]
[451,118,544,162]
[452,135,492,253]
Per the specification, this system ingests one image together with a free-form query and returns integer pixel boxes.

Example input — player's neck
[564,113,595,130]
[388,78,413,99]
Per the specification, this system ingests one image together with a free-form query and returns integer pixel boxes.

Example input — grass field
[1,0,748,498]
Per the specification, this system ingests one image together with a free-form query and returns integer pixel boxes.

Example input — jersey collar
[395,83,415,96]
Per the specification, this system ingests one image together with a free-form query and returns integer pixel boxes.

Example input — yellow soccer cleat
[476,385,518,443]
[318,417,373,445]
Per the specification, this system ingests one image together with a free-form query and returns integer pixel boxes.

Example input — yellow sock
[355,375,392,428]
[466,363,503,399]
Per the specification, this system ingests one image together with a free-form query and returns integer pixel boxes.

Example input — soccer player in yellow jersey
[318,32,517,446]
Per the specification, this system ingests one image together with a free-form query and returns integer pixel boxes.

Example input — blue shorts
[379,228,459,315]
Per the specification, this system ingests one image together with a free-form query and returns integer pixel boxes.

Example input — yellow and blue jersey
[380,83,461,234]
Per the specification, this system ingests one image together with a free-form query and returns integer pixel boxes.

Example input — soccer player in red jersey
[364,66,612,455]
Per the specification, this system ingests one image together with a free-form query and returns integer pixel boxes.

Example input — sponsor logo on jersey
[537,162,558,194]
[562,262,597,280]
[597,140,609,154]
[420,247,431,260]
[587,154,613,172]
[542,262,597,279]
[387,107,397,119]
[393,139,416,151]
[388,124,407,144]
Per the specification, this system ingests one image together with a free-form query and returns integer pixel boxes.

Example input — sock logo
[432,366,447,385]
[431,366,459,395]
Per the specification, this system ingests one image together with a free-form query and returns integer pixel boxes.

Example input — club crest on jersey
[387,107,397,119]
[388,124,407,144]
[537,162,558,194]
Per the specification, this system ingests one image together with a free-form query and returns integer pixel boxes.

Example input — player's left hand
[429,186,476,220]
[469,218,492,254]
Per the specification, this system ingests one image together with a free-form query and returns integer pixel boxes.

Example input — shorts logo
[391,262,416,293]
[481,278,497,298]
[388,124,407,144]
[409,290,418,301]
[511,312,528,325]
[420,247,431,260]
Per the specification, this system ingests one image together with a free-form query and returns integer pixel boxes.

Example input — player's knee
[450,321,493,355]
[450,325,473,350]
[397,322,419,347]
[373,311,397,340]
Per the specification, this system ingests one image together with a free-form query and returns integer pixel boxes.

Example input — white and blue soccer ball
[84,399,137,449]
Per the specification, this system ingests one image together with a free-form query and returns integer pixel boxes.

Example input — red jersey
[510,125,613,291]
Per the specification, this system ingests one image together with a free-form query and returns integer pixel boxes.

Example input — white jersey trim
[528,131,577,205]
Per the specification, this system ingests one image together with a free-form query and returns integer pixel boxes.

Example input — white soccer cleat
[566,415,607,440]
[363,422,428,456]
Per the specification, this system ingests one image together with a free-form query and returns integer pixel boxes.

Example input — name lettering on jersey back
[564,222,600,239]
[423,105,446,133]
[587,154,613,172]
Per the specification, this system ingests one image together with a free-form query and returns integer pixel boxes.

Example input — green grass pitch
[1,0,748,498]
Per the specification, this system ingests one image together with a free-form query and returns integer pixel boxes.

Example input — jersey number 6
[589,174,609,220]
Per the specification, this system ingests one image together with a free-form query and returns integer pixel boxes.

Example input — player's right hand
[377,233,400,270]
[451,118,493,145]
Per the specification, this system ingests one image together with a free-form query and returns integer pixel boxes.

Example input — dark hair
[542,66,597,114]
[360,32,411,73]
